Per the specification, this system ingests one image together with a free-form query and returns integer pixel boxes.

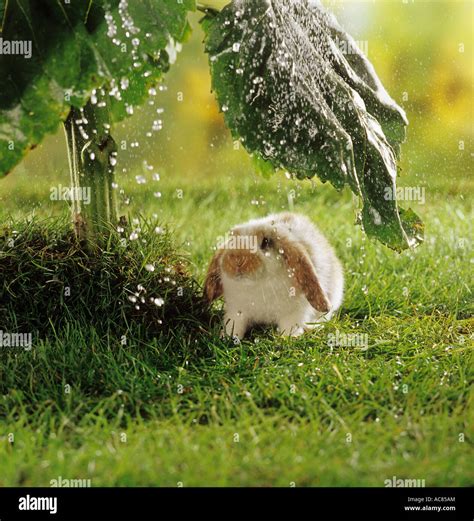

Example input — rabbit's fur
[205,212,343,338]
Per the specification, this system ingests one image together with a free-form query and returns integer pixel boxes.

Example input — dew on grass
[105,11,117,38]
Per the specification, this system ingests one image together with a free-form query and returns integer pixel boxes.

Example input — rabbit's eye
[261,237,272,250]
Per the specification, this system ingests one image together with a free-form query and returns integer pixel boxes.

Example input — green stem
[63,93,118,248]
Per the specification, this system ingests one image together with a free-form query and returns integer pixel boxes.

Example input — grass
[0,216,209,337]
[0,170,473,486]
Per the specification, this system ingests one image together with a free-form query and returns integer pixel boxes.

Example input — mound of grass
[0,216,210,339]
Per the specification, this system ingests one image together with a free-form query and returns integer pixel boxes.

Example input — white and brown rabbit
[204,212,344,338]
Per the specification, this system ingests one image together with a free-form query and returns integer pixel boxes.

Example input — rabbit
[204,212,344,339]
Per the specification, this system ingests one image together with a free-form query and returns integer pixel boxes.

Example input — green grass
[0,216,209,337]
[0,171,473,486]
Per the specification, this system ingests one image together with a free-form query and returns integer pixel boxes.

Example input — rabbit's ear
[204,250,223,302]
[279,237,331,312]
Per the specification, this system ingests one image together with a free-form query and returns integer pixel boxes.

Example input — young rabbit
[204,212,344,338]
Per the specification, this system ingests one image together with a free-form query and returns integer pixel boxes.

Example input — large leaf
[0,0,194,177]
[202,0,424,250]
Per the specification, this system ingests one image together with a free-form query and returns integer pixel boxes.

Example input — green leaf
[202,0,423,251]
[251,151,276,179]
[0,0,194,177]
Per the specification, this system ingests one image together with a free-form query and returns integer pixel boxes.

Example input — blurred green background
[0,1,472,226]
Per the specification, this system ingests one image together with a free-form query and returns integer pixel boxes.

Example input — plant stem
[63,93,118,248]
